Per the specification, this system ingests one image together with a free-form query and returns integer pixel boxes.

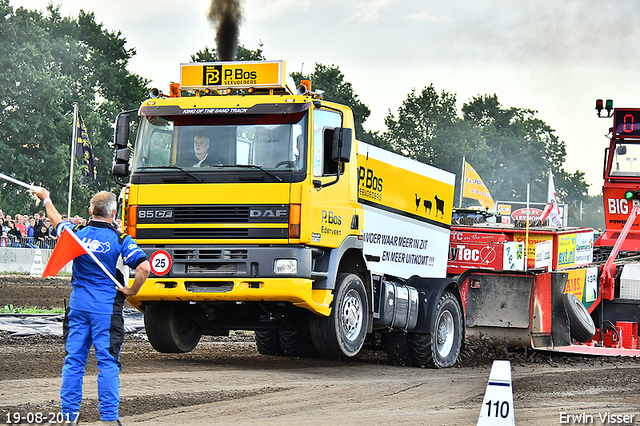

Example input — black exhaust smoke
[208,0,243,61]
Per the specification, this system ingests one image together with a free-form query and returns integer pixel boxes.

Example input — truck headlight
[274,259,297,274]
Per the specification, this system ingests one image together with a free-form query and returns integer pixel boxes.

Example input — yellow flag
[462,161,494,209]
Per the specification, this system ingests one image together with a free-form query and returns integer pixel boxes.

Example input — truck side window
[313,109,341,177]
[611,142,640,177]
[323,128,339,175]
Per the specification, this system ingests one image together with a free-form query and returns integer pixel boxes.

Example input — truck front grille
[174,249,248,260]
[174,206,250,223]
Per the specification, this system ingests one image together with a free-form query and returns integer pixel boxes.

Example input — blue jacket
[57,220,147,314]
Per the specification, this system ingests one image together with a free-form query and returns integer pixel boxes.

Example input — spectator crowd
[0,208,88,249]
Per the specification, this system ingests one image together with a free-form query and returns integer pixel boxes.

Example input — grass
[0,304,65,314]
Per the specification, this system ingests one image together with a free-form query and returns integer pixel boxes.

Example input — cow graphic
[423,199,432,214]
[434,195,445,218]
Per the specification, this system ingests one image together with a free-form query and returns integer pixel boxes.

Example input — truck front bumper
[127,277,333,317]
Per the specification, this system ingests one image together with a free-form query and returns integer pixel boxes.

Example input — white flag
[540,170,562,226]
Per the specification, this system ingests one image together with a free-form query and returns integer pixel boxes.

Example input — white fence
[0,247,72,275]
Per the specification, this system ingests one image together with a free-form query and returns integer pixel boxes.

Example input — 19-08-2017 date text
[4,412,77,424]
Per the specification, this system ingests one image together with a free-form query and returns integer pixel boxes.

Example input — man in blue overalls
[34,187,150,426]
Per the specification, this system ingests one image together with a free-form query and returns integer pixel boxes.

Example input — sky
[10,0,640,196]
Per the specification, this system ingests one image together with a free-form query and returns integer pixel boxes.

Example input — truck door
[306,108,357,248]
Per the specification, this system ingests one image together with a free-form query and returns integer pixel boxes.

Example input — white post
[459,156,466,208]
[525,183,530,272]
[67,103,78,219]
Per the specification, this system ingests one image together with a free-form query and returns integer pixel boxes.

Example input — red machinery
[448,102,640,356]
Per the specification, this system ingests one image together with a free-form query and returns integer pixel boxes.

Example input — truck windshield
[132,113,307,174]
[610,141,640,177]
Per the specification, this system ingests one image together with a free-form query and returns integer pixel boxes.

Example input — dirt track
[1,275,640,425]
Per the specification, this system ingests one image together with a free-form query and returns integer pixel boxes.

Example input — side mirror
[112,147,131,178]
[115,148,130,162]
[112,162,129,177]
[115,114,130,149]
[617,145,627,155]
[331,127,352,163]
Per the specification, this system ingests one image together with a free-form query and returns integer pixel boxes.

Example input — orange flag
[42,228,123,288]
[42,228,88,277]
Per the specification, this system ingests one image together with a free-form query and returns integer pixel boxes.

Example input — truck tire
[382,332,409,365]
[563,292,596,342]
[255,330,282,355]
[279,330,317,357]
[310,273,369,358]
[410,292,463,368]
[144,303,201,353]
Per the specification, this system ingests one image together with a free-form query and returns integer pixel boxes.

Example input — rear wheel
[412,292,463,368]
[279,330,317,357]
[382,332,409,365]
[310,273,369,358]
[144,303,201,353]
[255,330,282,355]
[563,293,596,342]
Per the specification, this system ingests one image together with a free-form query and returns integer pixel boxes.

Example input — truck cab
[596,107,640,253]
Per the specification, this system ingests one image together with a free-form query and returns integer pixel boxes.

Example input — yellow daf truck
[113,61,461,367]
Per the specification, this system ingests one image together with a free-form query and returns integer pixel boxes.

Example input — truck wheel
[411,292,463,368]
[382,332,409,365]
[310,273,369,358]
[144,303,201,353]
[279,330,317,357]
[563,293,596,342]
[255,330,282,355]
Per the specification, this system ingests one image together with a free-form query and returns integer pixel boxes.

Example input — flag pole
[67,103,78,219]
[459,156,466,208]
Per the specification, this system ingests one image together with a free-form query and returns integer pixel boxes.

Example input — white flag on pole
[540,170,562,227]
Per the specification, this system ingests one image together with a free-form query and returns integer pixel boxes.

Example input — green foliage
[0,1,148,216]
[1,304,64,314]
[383,88,589,218]
[461,94,589,210]
[569,194,605,231]
[382,85,491,199]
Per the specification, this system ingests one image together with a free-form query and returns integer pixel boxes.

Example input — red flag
[42,227,123,288]
[539,203,553,223]
[42,228,88,277]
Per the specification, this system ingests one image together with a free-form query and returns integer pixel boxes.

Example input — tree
[382,85,491,201]
[575,194,605,231]
[0,1,148,216]
[291,63,378,144]
[461,94,589,208]
[382,88,589,214]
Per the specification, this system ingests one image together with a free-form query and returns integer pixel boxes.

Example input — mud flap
[550,272,571,347]
[529,272,571,348]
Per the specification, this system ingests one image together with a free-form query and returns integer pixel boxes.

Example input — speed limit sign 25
[149,250,172,276]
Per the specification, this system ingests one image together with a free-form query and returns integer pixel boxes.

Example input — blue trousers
[61,309,124,421]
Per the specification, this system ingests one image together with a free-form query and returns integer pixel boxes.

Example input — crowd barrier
[1,236,58,250]
[0,247,72,275]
